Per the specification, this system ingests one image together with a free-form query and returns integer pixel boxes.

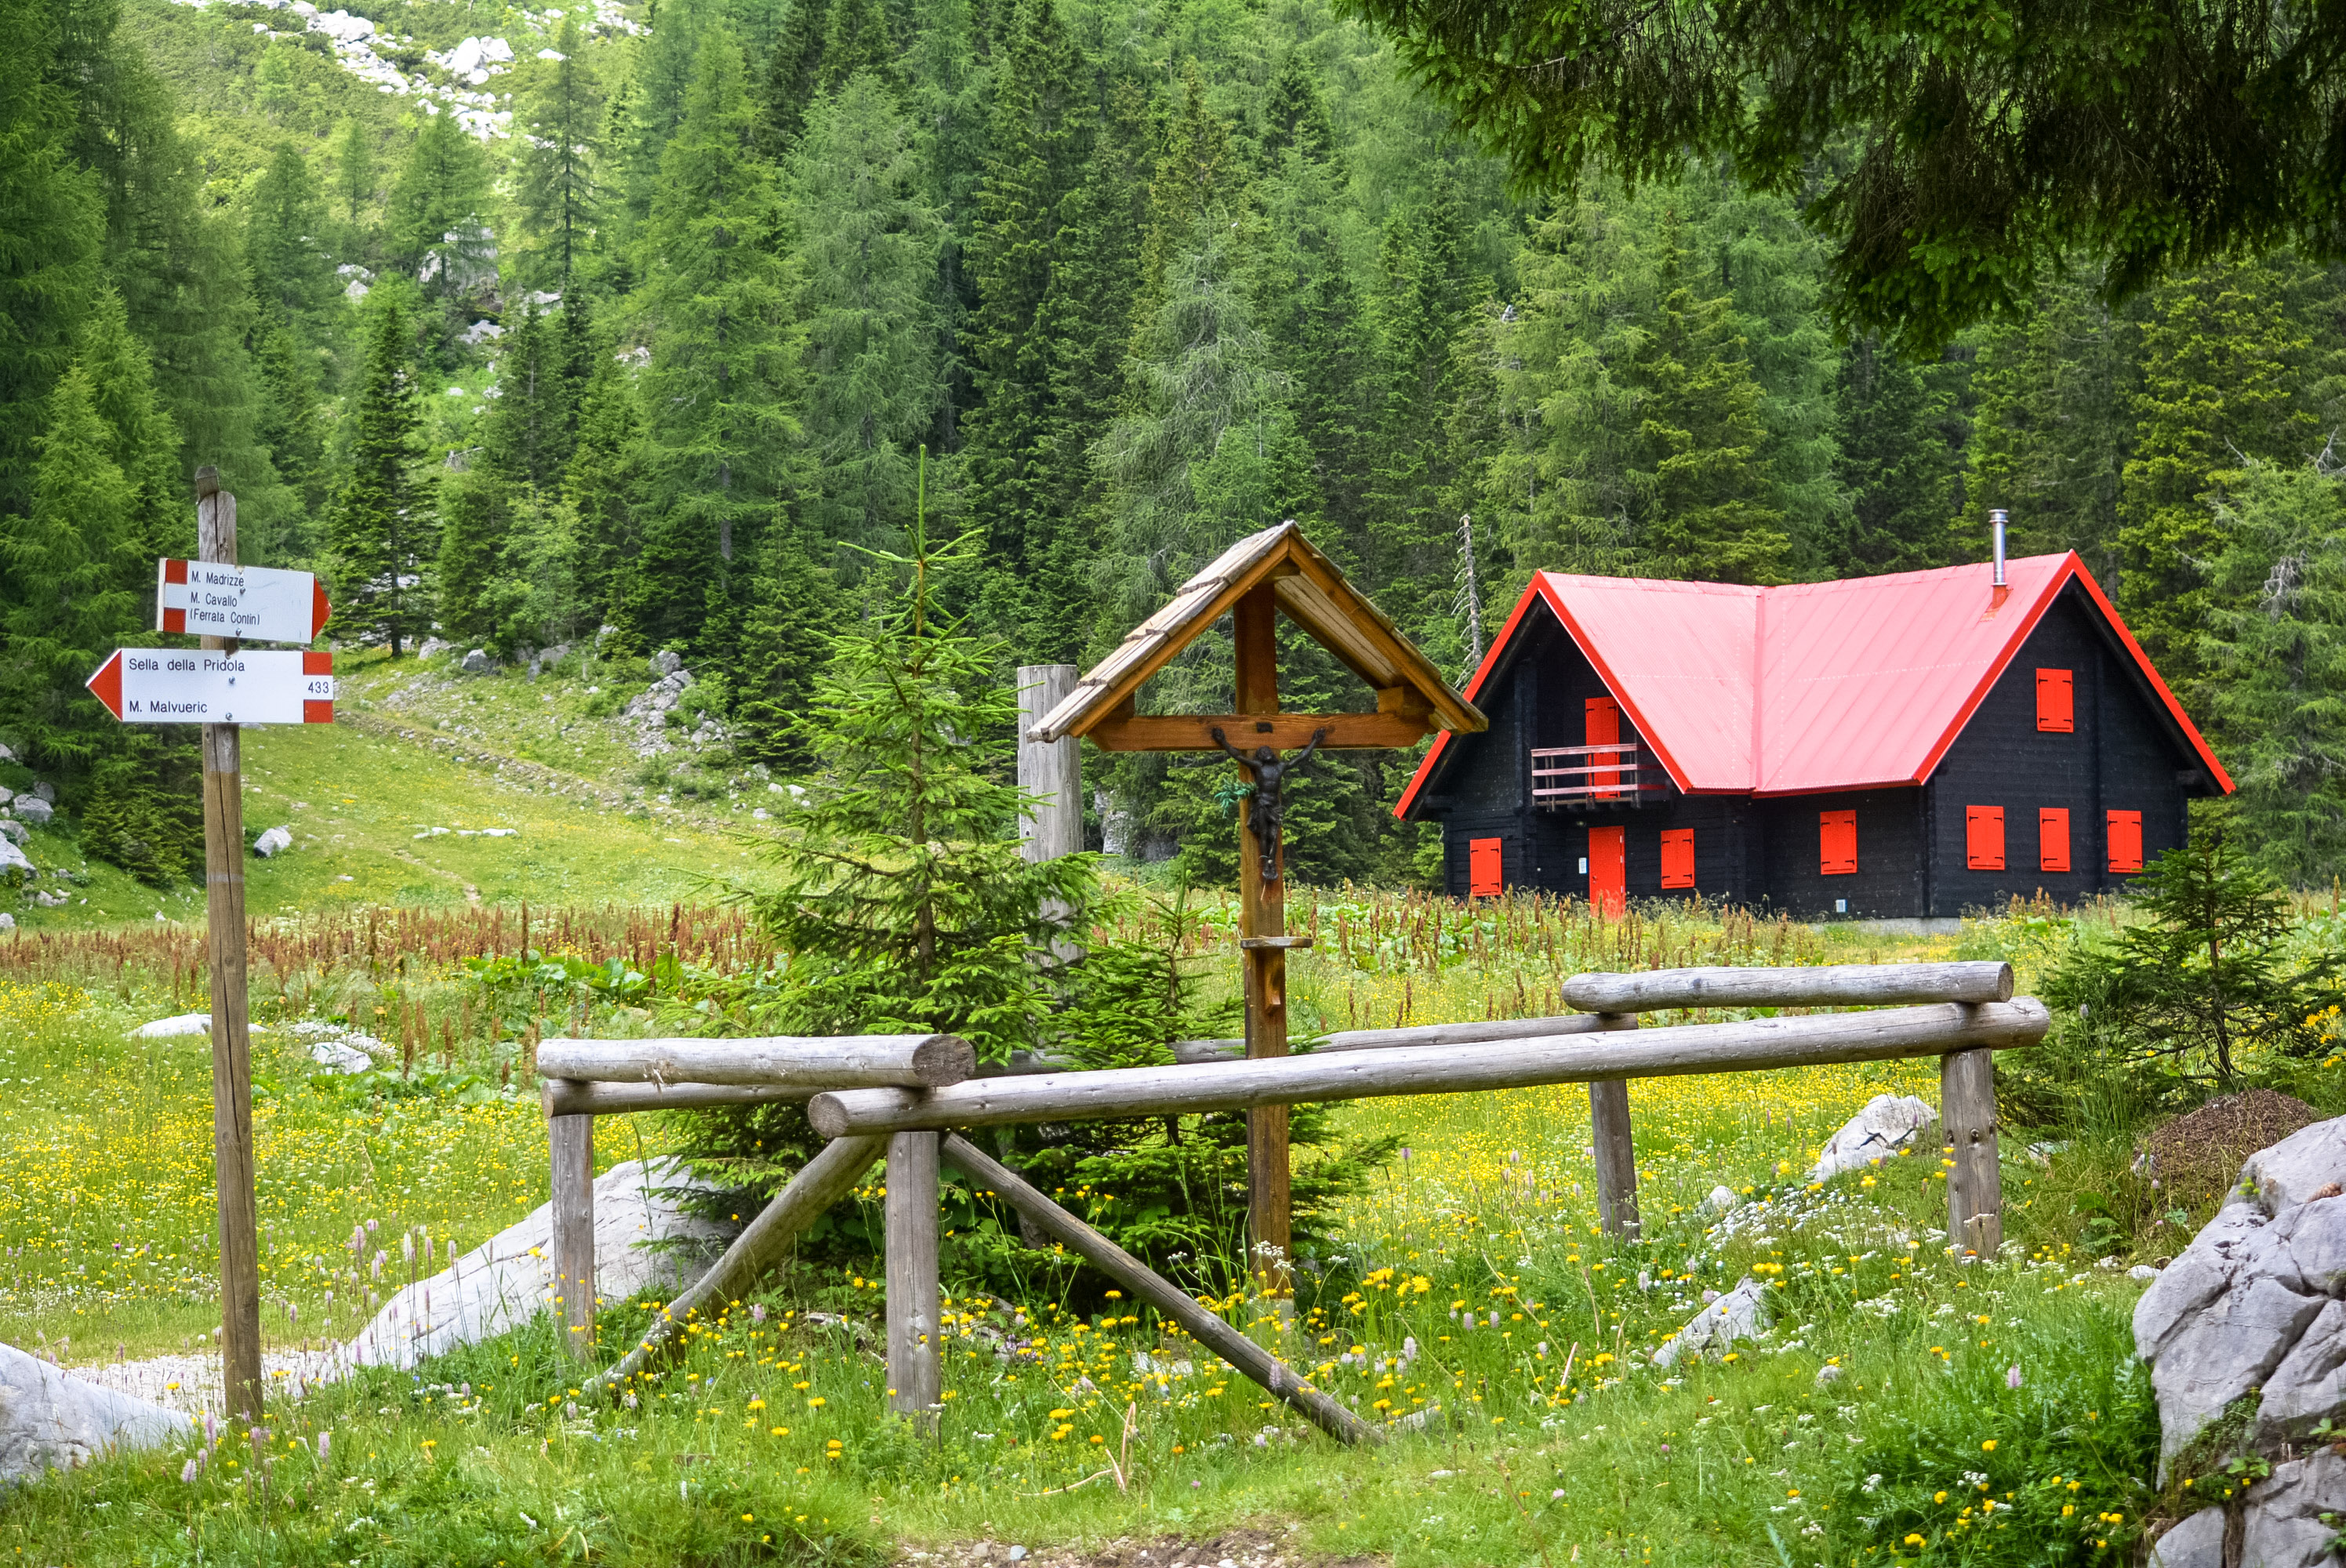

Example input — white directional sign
[85,650,336,726]
[155,558,332,643]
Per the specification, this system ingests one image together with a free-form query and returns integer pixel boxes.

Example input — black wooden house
[1394,553,2231,919]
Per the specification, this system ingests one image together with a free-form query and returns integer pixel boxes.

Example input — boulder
[0,820,25,844]
[1652,1276,1769,1367]
[0,1342,184,1480]
[0,838,27,877]
[417,637,452,659]
[0,914,13,932]
[307,1038,372,1074]
[2138,1113,2346,1560]
[460,648,491,674]
[1806,1093,1937,1183]
[651,649,684,678]
[252,826,292,858]
[345,1158,731,1370]
[28,783,52,804]
[133,1013,213,1040]
[11,797,50,827]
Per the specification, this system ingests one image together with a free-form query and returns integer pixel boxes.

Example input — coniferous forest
[9,0,2346,888]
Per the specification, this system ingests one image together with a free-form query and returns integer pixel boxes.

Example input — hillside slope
[5,644,780,929]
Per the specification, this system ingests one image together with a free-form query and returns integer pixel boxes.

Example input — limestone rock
[2145,1506,2224,1568]
[0,838,27,877]
[8,797,47,826]
[651,649,683,678]
[1806,1093,1937,1183]
[346,1158,731,1370]
[1703,1184,1739,1216]
[0,819,27,844]
[253,826,292,858]
[2139,1112,2346,1483]
[417,637,452,659]
[28,783,52,804]
[0,914,13,932]
[0,1341,184,1480]
[1653,1276,1769,1367]
[460,648,491,674]
[2240,1449,2346,1567]
[133,1013,213,1040]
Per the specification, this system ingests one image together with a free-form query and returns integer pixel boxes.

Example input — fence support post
[1590,1014,1640,1237]
[1017,664,1082,864]
[1941,1047,2003,1258]
[885,1131,942,1424]
[549,1109,595,1360]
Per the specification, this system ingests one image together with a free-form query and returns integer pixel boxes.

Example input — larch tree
[629,27,801,660]
[512,13,605,293]
[792,71,939,552]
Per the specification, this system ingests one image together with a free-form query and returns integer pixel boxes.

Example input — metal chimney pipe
[1988,509,2008,586]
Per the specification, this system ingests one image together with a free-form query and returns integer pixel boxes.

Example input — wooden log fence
[544,963,2043,1446]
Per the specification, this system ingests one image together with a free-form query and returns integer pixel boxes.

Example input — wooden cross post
[548,1109,594,1360]
[1234,586,1293,1294]
[196,469,264,1423]
[1941,1047,2003,1257]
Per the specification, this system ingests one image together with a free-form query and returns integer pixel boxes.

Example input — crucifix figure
[1210,725,1330,883]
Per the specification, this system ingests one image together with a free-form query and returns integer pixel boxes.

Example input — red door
[1585,697,1622,799]
[1469,837,1502,898]
[1588,826,1625,915]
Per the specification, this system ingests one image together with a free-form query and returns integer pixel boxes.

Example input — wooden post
[1941,1047,2003,1257]
[549,1110,594,1360]
[1589,1014,1639,1237]
[195,469,263,1424]
[1233,585,1291,1291]
[884,1131,942,1422]
[1017,664,1082,862]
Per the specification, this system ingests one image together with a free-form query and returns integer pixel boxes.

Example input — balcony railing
[1531,743,1667,808]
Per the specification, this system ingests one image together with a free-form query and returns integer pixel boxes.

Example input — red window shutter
[1966,806,2006,870]
[1660,828,1695,889]
[2107,811,2143,873]
[1469,837,1503,898]
[2036,669,2074,732]
[1818,811,1857,876]
[2039,808,2071,873]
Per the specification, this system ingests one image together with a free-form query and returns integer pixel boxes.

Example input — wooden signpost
[1025,521,1484,1288]
[82,469,336,1424]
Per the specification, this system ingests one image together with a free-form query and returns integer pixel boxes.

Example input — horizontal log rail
[1561,960,2013,1014]
[535,1033,975,1089]
[807,1000,2050,1137]
[1173,1012,1607,1063]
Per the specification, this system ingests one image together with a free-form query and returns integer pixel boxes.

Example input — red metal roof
[1395,552,2232,816]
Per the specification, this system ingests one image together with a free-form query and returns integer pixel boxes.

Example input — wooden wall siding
[1923,586,2203,915]
[1757,787,1927,919]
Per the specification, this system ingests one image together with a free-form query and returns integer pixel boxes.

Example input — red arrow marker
[86,648,125,719]
[312,575,332,638]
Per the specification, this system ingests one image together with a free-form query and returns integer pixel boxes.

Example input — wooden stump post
[1017,664,1082,864]
[1589,1014,1640,1237]
[549,1109,594,1359]
[1233,586,1293,1292]
[884,1131,941,1422]
[1941,1047,2003,1257]
[196,470,263,1424]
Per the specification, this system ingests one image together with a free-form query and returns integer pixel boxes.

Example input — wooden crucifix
[1026,521,1486,1290]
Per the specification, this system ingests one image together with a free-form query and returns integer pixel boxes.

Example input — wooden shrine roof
[1027,521,1486,745]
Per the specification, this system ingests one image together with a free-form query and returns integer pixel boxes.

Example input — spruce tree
[761,0,829,151]
[435,462,528,655]
[332,117,377,238]
[630,28,801,657]
[1627,212,1791,583]
[819,0,896,91]
[69,288,183,572]
[387,109,494,325]
[255,324,329,543]
[564,345,645,630]
[245,143,339,344]
[1832,334,1965,574]
[484,302,565,493]
[2201,460,2346,884]
[961,0,1082,616]
[512,14,605,293]
[326,299,430,654]
[732,514,833,768]
[2118,258,2318,694]
[1259,53,1337,169]
[793,72,939,550]
[0,0,101,517]
[1960,268,2138,580]
[0,365,138,775]
[622,0,713,238]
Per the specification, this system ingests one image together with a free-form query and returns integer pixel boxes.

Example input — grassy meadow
[0,882,2282,1566]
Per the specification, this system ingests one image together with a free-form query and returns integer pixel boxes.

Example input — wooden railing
[1531,742,1665,806]
[539,960,2037,1446]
